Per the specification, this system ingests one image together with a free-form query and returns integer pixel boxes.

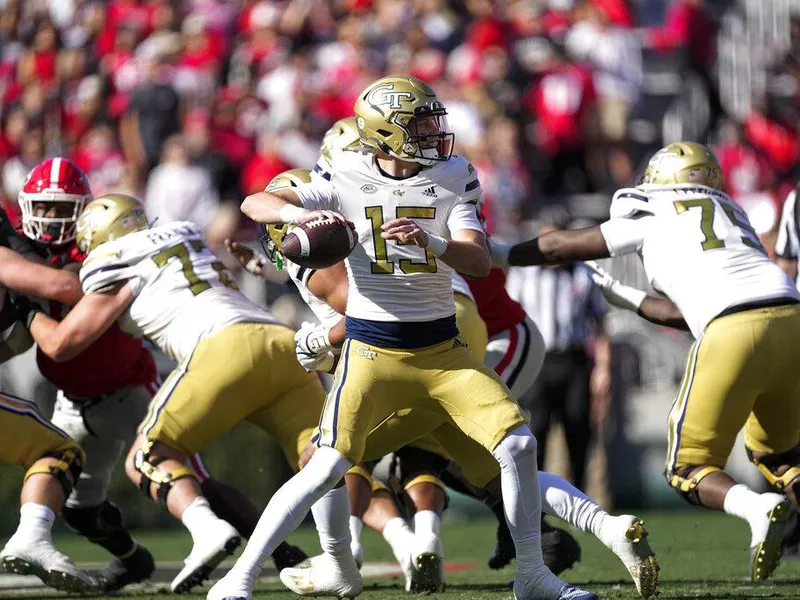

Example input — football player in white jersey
[229,168,660,599]
[492,142,800,583]
[210,75,597,600]
[21,194,329,593]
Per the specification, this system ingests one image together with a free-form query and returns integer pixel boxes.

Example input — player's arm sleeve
[775,190,799,259]
[293,177,342,213]
[447,201,484,234]
[599,216,651,256]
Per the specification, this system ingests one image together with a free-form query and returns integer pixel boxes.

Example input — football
[281,217,358,269]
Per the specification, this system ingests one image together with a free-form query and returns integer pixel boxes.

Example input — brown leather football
[281,218,358,269]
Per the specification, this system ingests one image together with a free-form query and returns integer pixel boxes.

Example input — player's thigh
[0,393,78,470]
[84,385,156,445]
[316,339,426,465]
[422,341,527,453]
[51,393,90,445]
[430,422,499,488]
[66,435,126,508]
[361,409,448,463]
[484,317,545,400]
[454,292,488,362]
[744,307,800,454]
[666,319,761,472]
[139,324,267,456]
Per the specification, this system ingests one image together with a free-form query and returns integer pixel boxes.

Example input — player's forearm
[241,189,306,224]
[637,297,690,331]
[328,318,346,347]
[439,240,491,278]
[27,313,87,362]
[508,228,611,266]
[0,249,83,305]
[776,256,798,281]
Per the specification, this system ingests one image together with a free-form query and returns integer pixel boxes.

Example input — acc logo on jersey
[360,184,377,194]
[367,84,415,110]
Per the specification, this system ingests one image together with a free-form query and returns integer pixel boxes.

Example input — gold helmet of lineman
[75,194,149,255]
[260,169,313,269]
[354,75,454,166]
[320,117,361,165]
[641,142,723,190]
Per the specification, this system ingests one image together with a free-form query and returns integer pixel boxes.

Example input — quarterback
[493,142,800,583]
[22,194,326,593]
[16,158,307,591]
[211,75,597,600]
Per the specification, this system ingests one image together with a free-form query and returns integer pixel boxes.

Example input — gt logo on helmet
[367,84,415,110]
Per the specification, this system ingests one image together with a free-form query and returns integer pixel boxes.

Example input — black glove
[9,292,46,328]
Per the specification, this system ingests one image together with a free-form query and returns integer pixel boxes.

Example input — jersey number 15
[674,198,765,254]
[365,206,438,274]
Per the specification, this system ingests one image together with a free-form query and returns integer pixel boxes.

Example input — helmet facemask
[19,192,90,247]
[392,104,454,166]
[259,222,291,271]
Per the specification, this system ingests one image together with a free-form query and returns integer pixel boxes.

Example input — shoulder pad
[610,188,654,219]
[80,245,133,294]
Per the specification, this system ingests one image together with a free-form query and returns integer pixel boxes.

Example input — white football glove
[295,321,335,372]
[584,261,648,312]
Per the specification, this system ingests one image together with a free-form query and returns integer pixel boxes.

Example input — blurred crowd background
[2,0,800,528]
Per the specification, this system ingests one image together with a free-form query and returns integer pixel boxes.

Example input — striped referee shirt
[506,263,607,353]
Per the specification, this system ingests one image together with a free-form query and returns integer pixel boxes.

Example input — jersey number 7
[152,240,239,295]
[674,198,765,254]
[365,206,438,275]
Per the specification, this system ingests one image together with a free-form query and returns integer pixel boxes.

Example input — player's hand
[224,239,266,277]
[295,321,335,372]
[584,261,647,312]
[10,292,46,328]
[381,217,429,247]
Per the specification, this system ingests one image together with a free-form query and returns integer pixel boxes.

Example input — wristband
[279,204,311,224]
[487,238,511,268]
[426,234,449,257]
[615,283,648,312]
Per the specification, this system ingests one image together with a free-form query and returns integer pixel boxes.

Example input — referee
[506,208,611,491]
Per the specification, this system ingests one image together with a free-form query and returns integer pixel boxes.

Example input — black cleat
[272,541,310,571]
[96,545,155,592]
[542,521,582,575]
[782,507,800,558]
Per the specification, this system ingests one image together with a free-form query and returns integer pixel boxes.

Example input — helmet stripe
[50,157,62,190]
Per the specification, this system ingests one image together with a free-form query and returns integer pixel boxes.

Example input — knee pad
[665,465,722,506]
[24,446,84,498]
[133,442,196,511]
[746,445,800,500]
[396,446,450,483]
[62,501,125,540]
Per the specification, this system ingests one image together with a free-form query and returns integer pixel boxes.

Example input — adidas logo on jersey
[422,186,437,198]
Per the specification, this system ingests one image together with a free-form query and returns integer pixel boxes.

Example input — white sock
[538,471,607,538]
[349,515,363,546]
[491,426,545,576]
[413,510,441,537]
[224,447,351,592]
[14,503,55,542]
[312,486,352,559]
[382,517,414,565]
[723,484,782,546]
[181,497,220,543]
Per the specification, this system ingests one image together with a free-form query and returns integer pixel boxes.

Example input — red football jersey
[36,245,157,397]
[467,268,527,337]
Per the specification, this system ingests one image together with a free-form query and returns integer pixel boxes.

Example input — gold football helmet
[640,142,723,190]
[75,194,149,254]
[354,75,454,166]
[321,117,361,165]
[261,169,313,269]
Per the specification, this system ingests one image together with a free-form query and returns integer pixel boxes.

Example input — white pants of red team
[483,316,546,401]
[51,381,211,508]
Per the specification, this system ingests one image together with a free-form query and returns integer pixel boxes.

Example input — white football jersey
[80,222,278,362]
[285,260,342,329]
[294,150,484,322]
[601,184,799,338]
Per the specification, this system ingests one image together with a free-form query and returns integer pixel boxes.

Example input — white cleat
[171,520,241,593]
[599,514,659,598]
[750,497,791,583]
[206,571,252,600]
[0,537,99,593]
[406,533,444,593]
[279,551,363,598]
[513,569,597,600]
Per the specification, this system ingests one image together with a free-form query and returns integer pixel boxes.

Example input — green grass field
[2,511,800,599]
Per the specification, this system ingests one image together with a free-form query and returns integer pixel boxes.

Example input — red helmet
[19,158,93,246]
